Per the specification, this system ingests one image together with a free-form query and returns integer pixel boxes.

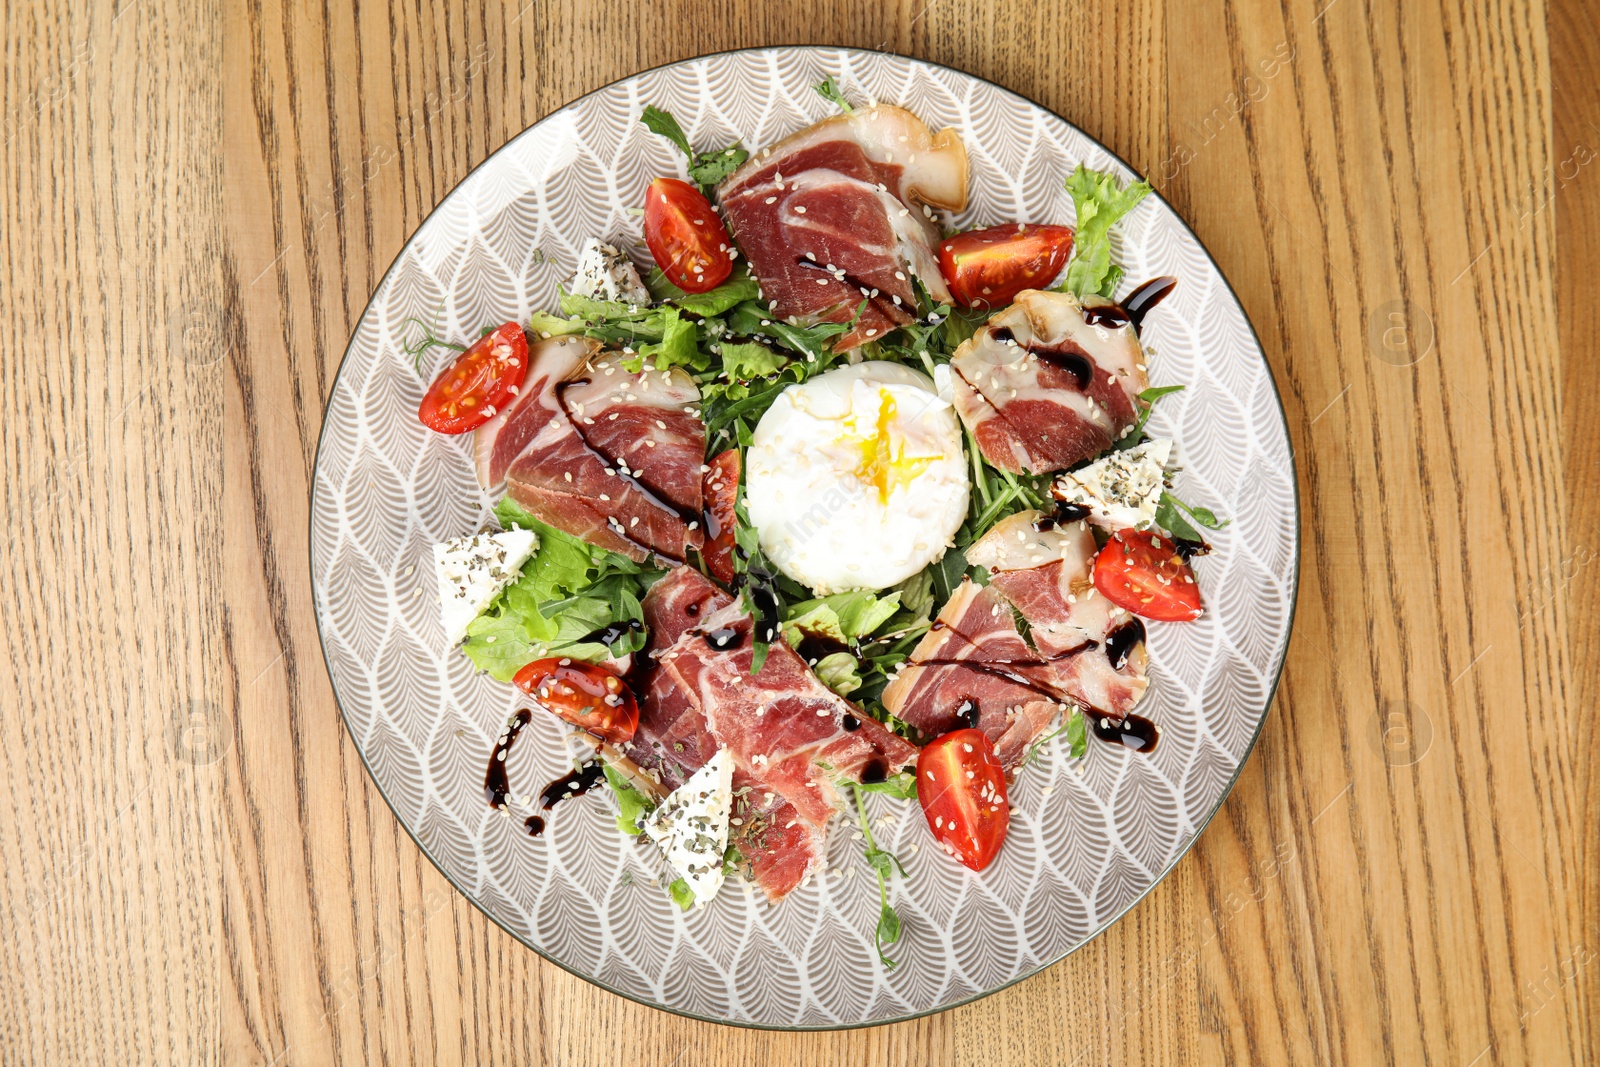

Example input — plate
[310,46,1299,1029]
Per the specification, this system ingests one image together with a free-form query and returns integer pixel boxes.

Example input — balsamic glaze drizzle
[484,710,533,809]
[1120,276,1178,334]
[1104,618,1147,672]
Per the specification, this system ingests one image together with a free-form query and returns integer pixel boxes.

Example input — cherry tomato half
[1092,528,1204,622]
[417,322,529,434]
[917,729,1010,871]
[937,224,1075,309]
[643,178,734,293]
[701,448,741,585]
[513,658,639,744]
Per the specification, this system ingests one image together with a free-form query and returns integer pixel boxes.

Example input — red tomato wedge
[417,322,529,434]
[937,224,1075,309]
[513,658,639,744]
[1092,528,1204,622]
[702,448,741,585]
[917,729,1010,871]
[643,178,734,293]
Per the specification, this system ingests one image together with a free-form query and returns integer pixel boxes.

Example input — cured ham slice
[881,580,1063,768]
[718,105,968,352]
[657,593,918,825]
[629,567,917,900]
[481,340,707,564]
[967,512,1150,718]
[950,289,1148,473]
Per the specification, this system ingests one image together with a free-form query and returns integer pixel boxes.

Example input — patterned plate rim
[308,44,1301,1031]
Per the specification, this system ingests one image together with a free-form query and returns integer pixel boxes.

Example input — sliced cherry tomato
[917,729,1009,871]
[417,322,529,434]
[1092,528,1204,622]
[702,448,741,585]
[938,224,1075,309]
[643,178,734,293]
[513,658,639,743]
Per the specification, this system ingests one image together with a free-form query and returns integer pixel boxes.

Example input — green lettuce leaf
[460,611,540,681]
[645,266,760,317]
[526,310,587,338]
[719,341,788,381]
[1063,164,1151,298]
[668,878,695,910]
[813,652,863,697]
[602,765,655,835]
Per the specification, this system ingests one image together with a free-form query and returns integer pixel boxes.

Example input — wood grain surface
[1,0,1594,1063]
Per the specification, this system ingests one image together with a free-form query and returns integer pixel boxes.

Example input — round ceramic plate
[311,46,1298,1029]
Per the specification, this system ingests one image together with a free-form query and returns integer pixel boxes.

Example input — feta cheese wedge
[432,529,538,645]
[569,238,651,305]
[1052,439,1173,530]
[643,748,733,908]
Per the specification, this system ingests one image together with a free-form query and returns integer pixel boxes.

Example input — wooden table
[3,0,1594,1062]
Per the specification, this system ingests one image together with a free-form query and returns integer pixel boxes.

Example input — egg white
[745,361,970,594]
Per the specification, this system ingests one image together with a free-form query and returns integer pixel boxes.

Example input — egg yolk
[839,388,935,504]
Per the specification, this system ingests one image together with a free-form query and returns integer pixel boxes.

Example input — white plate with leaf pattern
[310,46,1299,1029]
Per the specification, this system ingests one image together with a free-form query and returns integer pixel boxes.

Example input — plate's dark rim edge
[306,43,1303,1033]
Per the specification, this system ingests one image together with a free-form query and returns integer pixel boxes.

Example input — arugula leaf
[640,104,749,194]
[725,301,851,363]
[1066,707,1088,760]
[812,652,863,697]
[687,145,749,188]
[602,765,655,836]
[640,105,694,159]
[1155,491,1228,542]
[667,878,695,911]
[718,341,788,380]
[858,771,918,800]
[1138,384,1187,404]
[815,76,854,112]
[1063,164,1151,298]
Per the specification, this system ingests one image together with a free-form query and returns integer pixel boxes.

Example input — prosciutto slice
[631,568,917,900]
[718,105,968,352]
[967,512,1150,717]
[478,339,707,564]
[881,580,1063,767]
[950,289,1148,473]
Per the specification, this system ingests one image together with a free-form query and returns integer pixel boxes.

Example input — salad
[411,80,1223,967]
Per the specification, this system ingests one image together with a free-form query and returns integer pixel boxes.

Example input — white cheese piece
[432,529,538,645]
[568,238,651,305]
[1052,439,1173,530]
[643,748,733,908]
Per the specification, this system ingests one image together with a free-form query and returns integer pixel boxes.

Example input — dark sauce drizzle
[917,642,1159,754]
[841,713,861,732]
[1034,506,1092,531]
[484,709,532,809]
[1120,276,1178,334]
[954,698,982,729]
[1025,342,1095,388]
[1083,708,1161,753]
[703,627,741,651]
[1173,537,1211,561]
[524,816,546,837]
[1104,618,1146,672]
[538,761,607,810]
[553,379,697,561]
[578,618,644,648]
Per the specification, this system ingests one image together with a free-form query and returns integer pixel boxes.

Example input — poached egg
[745,362,969,593]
